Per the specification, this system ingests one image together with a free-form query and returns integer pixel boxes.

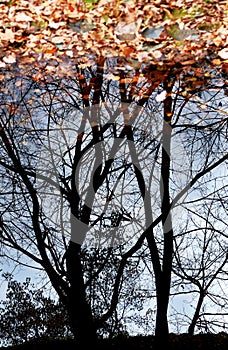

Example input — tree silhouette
[0,275,72,346]
[0,57,227,348]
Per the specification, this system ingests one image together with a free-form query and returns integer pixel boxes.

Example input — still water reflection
[0,57,227,335]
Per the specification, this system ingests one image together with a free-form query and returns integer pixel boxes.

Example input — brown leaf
[19,56,36,64]
[181,60,196,65]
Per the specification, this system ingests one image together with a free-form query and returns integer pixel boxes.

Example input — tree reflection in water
[0,57,227,346]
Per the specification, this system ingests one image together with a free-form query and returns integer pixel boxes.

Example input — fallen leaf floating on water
[218,48,228,60]
[51,36,64,44]
[0,28,14,42]
[0,0,227,71]
[3,54,16,64]
[115,21,137,41]
[15,13,33,22]
[49,21,66,29]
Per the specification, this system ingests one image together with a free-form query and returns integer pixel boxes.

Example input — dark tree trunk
[65,240,97,346]
[154,80,174,349]
[153,232,173,348]
[188,290,205,335]
[154,270,171,348]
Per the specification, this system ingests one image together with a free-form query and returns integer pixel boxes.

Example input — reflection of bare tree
[172,175,228,335]
[0,58,227,347]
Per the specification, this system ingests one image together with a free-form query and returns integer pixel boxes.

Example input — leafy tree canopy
[0,275,72,347]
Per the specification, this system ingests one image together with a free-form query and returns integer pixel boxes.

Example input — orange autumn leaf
[44,47,57,54]
[120,76,139,84]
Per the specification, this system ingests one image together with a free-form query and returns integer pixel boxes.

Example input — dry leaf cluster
[0,0,227,76]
